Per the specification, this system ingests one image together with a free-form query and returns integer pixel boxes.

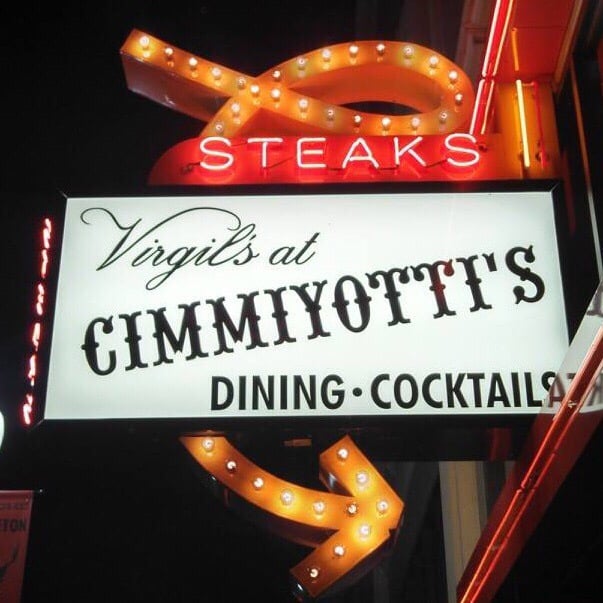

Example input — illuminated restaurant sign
[43,189,567,420]
[149,133,494,185]
[118,31,531,185]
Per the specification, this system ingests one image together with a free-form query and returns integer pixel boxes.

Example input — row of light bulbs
[200,437,391,565]
[131,33,469,136]
[214,101,462,132]
[139,35,459,77]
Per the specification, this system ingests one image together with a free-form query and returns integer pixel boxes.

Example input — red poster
[0,491,33,603]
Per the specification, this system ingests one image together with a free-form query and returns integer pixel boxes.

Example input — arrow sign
[180,434,404,599]
[121,30,473,139]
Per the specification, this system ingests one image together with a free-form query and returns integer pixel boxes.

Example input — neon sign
[117,31,517,185]
[22,218,53,427]
[149,133,484,185]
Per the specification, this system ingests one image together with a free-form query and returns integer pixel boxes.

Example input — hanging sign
[43,189,567,421]
[182,434,404,599]
[0,491,33,603]
[117,31,532,185]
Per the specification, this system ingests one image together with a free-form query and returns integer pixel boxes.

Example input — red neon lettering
[32,322,41,351]
[43,219,52,249]
[41,248,49,278]
[22,395,33,426]
[342,138,380,169]
[445,134,480,168]
[199,136,234,171]
[393,136,427,167]
[27,354,37,385]
[247,137,284,168]
[24,217,54,427]
[296,137,326,169]
[36,283,45,316]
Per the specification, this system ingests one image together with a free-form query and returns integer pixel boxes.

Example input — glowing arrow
[180,434,404,599]
[121,30,473,138]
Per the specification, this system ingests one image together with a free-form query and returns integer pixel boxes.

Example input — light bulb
[214,121,224,134]
[439,111,448,123]
[326,107,335,121]
[250,84,260,97]
[272,69,281,81]
[376,499,389,514]
[454,93,463,105]
[429,55,439,68]
[358,524,372,538]
[321,48,332,62]
[237,76,247,89]
[346,502,358,516]
[231,102,241,117]
[164,47,174,60]
[211,66,222,81]
[139,35,150,51]
[297,56,307,70]
[376,43,386,56]
[353,114,362,126]
[333,544,345,557]
[280,489,294,505]
[381,117,392,130]
[349,44,359,58]
[356,470,369,486]
[201,438,214,452]
[270,88,281,101]
[253,476,264,490]
[308,567,320,580]
[298,98,309,112]
[403,46,414,59]
[226,459,237,473]
[448,70,459,84]
[336,447,349,461]
[313,500,326,515]
[410,116,421,130]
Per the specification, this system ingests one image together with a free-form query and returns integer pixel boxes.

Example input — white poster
[44,191,568,419]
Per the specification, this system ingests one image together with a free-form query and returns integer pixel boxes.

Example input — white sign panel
[44,191,568,419]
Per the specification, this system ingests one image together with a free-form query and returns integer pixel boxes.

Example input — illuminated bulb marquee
[181,434,403,599]
[118,30,523,185]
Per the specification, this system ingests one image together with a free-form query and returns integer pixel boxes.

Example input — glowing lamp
[181,435,404,599]
[333,545,346,557]
[313,500,326,515]
[202,438,215,452]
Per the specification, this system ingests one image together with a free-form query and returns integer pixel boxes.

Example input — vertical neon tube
[516,79,530,168]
